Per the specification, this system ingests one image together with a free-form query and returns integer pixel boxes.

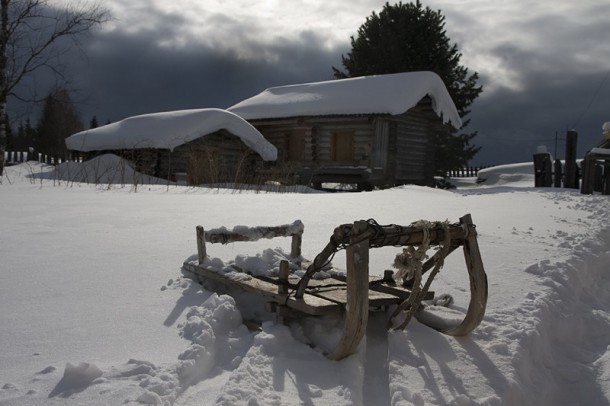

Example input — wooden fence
[446,166,490,178]
[4,150,83,165]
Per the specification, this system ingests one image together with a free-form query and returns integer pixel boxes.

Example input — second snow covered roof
[228,71,462,129]
[65,108,278,161]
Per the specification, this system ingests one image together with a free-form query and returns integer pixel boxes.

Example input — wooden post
[328,220,369,360]
[554,159,562,188]
[581,155,595,194]
[564,130,578,189]
[290,233,302,258]
[278,260,289,294]
[196,226,206,264]
[533,152,552,187]
[602,160,610,195]
[594,162,603,193]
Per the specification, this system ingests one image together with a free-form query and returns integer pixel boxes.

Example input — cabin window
[331,131,354,162]
[286,130,306,161]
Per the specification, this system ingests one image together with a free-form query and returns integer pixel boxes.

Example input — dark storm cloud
[469,30,610,165]
[68,26,346,124]
[471,69,610,165]
[441,2,610,165]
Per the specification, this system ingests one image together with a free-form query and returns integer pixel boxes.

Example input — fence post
[533,151,552,187]
[602,161,610,195]
[580,155,595,194]
[553,159,562,187]
[564,130,578,189]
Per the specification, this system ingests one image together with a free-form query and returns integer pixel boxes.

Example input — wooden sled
[182,214,488,360]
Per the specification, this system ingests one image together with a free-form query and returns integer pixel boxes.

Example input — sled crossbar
[196,220,304,264]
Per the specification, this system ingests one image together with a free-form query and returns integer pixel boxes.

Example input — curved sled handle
[414,214,488,335]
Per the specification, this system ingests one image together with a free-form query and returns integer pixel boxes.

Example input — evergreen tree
[22,118,37,158]
[36,88,83,160]
[333,1,482,174]
[8,117,34,153]
[90,116,99,129]
[4,113,12,149]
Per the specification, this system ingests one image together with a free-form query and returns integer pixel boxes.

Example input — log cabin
[65,108,277,185]
[229,71,462,190]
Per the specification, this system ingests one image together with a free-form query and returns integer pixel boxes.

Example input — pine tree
[36,88,83,160]
[90,116,99,129]
[333,1,482,174]
[3,113,12,149]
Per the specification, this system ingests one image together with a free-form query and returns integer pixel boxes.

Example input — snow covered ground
[1,158,609,405]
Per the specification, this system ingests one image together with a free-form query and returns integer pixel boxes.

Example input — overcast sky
[12,0,610,165]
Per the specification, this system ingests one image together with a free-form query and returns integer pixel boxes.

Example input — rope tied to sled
[388,220,452,330]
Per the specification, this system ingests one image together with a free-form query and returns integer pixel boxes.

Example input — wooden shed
[229,71,462,190]
[65,108,277,185]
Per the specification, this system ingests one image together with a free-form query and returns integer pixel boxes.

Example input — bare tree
[0,0,110,175]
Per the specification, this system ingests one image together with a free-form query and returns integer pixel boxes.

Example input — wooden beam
[328,220,370,360]
[205,221,303,244]
[278,260,289,294]
[196,226,206,264]
[291,233,302,258]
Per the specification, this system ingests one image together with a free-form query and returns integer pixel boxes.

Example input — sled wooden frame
[182,214,488,360]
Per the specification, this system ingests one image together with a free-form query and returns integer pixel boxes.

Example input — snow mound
[48,362,103,398]
[127,293,254,404]
[35,154,170,185]
[33,292,256,405]
[475,162,534,187]
[202,247,301,279]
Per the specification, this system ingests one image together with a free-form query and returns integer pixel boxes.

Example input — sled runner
[182,214,488,360]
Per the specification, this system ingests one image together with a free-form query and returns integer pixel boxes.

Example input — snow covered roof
[65,108,278,161]
[228,71,462,129]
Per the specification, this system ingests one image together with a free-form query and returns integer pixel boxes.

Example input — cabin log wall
[391,98,438,185]
[251,97,442,187]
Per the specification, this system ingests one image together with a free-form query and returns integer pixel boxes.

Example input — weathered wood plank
[325,273,417,302]
[182,262,340,316]
[304,277,404,307]
[278,260,289,294]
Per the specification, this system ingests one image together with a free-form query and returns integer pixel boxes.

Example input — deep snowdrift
[1,160,609,405]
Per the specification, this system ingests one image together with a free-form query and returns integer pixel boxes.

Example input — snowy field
[1,158,609,405]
